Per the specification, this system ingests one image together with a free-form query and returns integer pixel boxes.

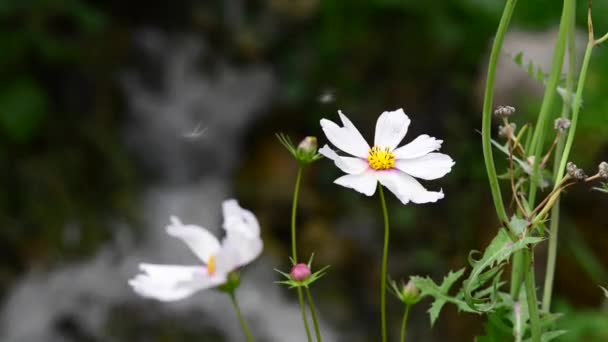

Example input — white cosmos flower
[319,109,454,204]
[129,199,263,301]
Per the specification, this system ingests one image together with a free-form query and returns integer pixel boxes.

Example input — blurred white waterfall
[0,30,336,342]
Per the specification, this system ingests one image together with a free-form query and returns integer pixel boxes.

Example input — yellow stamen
[207,255,216,275]
[368,146,395,170]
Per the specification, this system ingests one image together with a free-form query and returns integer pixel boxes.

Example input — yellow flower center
[207,255,216,275]
[368,146,395,170]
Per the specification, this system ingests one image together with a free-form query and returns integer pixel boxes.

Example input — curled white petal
[319,145,369,174]
[128,264,223,302]
[222,199,260,238]
[393,134,443,159]
[334,170,378,196]
[374,108,410,150]
[166,216,221,264]
[395,153,455,180]
[320,111,370,158]
[377,170,444,205]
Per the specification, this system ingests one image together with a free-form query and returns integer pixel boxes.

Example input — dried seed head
[598,161,608,179]
[554,118,571,133]
[498,122,516,138]
[494,105,516,117]
[567,161,587,180]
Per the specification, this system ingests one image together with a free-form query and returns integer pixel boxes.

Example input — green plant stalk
[481,0,517,228]
[229,292,254,342]
[542,0,577,312]
[291,165,313,342]
[378,185,390,342]
[305,287,322,342]
[400,304,411,342]
[527,0,573,206]
[510,251,524,298]
[292,166,303,261]
[523,249,541,342]
[480,0,522,298]
[554,40,594,184]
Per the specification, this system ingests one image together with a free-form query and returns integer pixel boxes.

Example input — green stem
[400,304,411,342]
[481,0,517,227]
[297,289,313,342]
[528,0,573,206]
[305,287,322,342]
[523,249,541,342]
[229,292,254,342]
[554,42,594,185]
[290,165,313,342]
[510,250,524,299]
[292,166,303,261]
[378,185,390,342]
[542,0,577,313]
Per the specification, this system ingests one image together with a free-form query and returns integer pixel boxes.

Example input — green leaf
[523,330,568,342]
[463,229,543,312]
[509,216,528,236]
[514,52,523,66]
[411,268,468,326]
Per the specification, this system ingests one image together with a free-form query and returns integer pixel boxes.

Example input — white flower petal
[320,111,370,158]
[166,216,221,264]
[393,134,443,159]
[216,234,263,274]
[222,199,260,238]
[319,145,369,174]
[374,109,410,150]
[334,170,378,196]
[395,153,455,180]
[377,170,444,204]
[129,264,224,301]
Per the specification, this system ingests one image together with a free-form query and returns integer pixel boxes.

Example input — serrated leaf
[463,229,543,312]
[411,268,467,326]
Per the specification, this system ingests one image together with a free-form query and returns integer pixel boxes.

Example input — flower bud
[290,263,311,282]
[400,280,420,305]
[598,161,608,179]
[567,161,587,180]
[297,136,318,156]
[494,105,516,118]
[554,118,571,133]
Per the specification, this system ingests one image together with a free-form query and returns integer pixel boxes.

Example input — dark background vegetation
[1,0,607,341]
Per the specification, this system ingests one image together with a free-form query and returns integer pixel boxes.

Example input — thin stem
[305,287,322,342]
[297,289,313,342]
[481,0,518,227]
[229,292,254,342]
[523,249,541,342]
[378,185,390,342]
[555,9,594,187]
[291,166,303,261]
[290,165,313,341]
[528,0,573,206]
[400,304,411,342]
[542,0,577,312]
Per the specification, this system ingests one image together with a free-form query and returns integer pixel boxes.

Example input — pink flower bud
[290,263,311,282]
